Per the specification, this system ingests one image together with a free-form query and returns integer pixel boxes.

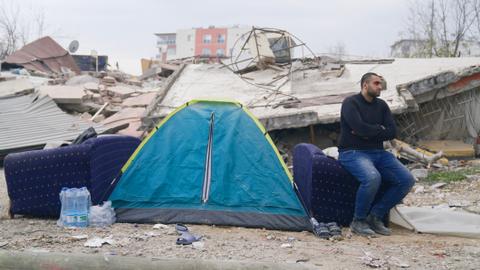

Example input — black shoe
[366,215,391,236]
[350,219,375,236]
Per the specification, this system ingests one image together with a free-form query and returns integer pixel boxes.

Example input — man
[338,72,415,236]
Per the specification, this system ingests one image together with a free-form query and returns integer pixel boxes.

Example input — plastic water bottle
[62,188,78,227]
[75,187,91,228]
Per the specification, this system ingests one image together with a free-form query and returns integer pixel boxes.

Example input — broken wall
[396,87,480,144]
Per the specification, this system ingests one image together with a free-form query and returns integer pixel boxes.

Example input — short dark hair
[360,72,379,89]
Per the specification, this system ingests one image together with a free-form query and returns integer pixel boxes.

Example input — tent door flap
[201,112,215,203]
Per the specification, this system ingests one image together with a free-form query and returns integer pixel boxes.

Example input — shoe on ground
[366,214,391,236]
[350,219,375,236]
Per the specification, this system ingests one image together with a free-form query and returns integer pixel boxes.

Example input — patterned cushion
[4,135,140,218]
[293,143,386,226]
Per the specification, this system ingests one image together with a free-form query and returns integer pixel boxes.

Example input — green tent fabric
[109,100,310,231]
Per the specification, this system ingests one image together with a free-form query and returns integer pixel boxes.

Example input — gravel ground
[1,168,479,269]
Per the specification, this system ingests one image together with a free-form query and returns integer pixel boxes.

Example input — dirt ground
[1,168,479,269]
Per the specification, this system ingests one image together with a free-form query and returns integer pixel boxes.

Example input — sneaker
[366,214,391,236]
[350,219,375,236]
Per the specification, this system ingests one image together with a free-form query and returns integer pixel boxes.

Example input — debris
[360,251,385,268]
[419,140,475,158]
[266,234,276,240]
[38,85,87,104]
[71,235,88,240]
[153,224,169,230]
[4,36,81,75]
[388,257,410,268]
[414,185,425,194]
[84,237,115,248]
[411,169,428,180]
[387,139,445,167]
[0,241,8,248]
[192,241,205,250]
[448,200,472,207]
[431,182,447,189]
[280,243,293,248]
[102,76,116,86]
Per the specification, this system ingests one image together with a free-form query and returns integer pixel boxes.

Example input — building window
[167,47,176,56]
[203,34,212,44]
[217,34,225,43]
[216,48,225,57]
[202,48,211,56]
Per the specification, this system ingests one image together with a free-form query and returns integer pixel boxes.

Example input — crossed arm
[341,101,396,141]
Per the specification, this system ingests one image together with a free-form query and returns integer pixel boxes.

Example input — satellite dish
[68,40,79,53]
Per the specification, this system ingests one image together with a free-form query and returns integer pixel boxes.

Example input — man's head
[360,72,383,99]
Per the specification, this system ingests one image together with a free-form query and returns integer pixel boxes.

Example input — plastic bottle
[75,187,91,227]
[63,188,78,227]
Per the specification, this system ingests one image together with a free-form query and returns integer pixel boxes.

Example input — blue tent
[109,100,310,231]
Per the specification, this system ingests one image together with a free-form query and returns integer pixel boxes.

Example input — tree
[0,0,47,59]
[397,0,479,58]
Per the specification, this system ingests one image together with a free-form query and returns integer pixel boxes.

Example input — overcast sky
[12,0,410,75]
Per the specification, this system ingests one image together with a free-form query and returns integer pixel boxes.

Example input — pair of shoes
[326,222,342,236]
[350,219,376,236]
[312,221,342,239]
[175,223,202,245]
[312,222,331,239]
[366,215,391,236]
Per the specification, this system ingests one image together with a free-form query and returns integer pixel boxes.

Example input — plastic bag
[89,201,116,227]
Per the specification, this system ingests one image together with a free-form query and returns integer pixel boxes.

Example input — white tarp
[390,206,480,238]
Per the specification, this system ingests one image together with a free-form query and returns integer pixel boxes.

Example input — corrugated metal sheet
[0,93,106,160]
[4,36,81,75]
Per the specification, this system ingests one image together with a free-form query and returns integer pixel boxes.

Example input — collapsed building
[141,28,480,160]
[1,30,479,164]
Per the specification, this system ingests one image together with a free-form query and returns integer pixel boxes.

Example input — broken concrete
[38,85,87,104]
[0,78,35,97]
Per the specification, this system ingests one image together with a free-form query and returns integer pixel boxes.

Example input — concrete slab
[38,85,87,104]
[107,85,137,98]
[122,92,157,107]
[0,78,35,97]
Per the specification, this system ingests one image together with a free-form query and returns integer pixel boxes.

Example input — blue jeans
[338,149,415,220]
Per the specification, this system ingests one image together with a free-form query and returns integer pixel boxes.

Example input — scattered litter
[280,243,293,248]
[448,200,471,207]
[84,237,115,248]
[411,169,428,180]
[153,224,169,230]
[431,182,447,189]
[414,185,425,194]
[71,235,88,240]
[89,201,116,227]
[360,251,385,268]
[192,241,205,250]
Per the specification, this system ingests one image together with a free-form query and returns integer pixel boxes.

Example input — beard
[367,87,380,98]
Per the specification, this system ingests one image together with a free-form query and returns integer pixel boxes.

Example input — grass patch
[423,166,480,183]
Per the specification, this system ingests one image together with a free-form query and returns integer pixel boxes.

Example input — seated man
[338,72,415,236]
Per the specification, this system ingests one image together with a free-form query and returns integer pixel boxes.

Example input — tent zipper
[201,112,214,203]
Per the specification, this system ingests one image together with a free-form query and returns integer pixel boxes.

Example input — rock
[266,234,275,240]
[448,200,471,207]
[411,169,428,180]
[431,182,447,189]
[84,237,115,248]
[414,185,425,194]
[153,224,169,230]
[280,243,293,248]
[432,250,447,256]
[192,241,204,250]
[71,235,88,240]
